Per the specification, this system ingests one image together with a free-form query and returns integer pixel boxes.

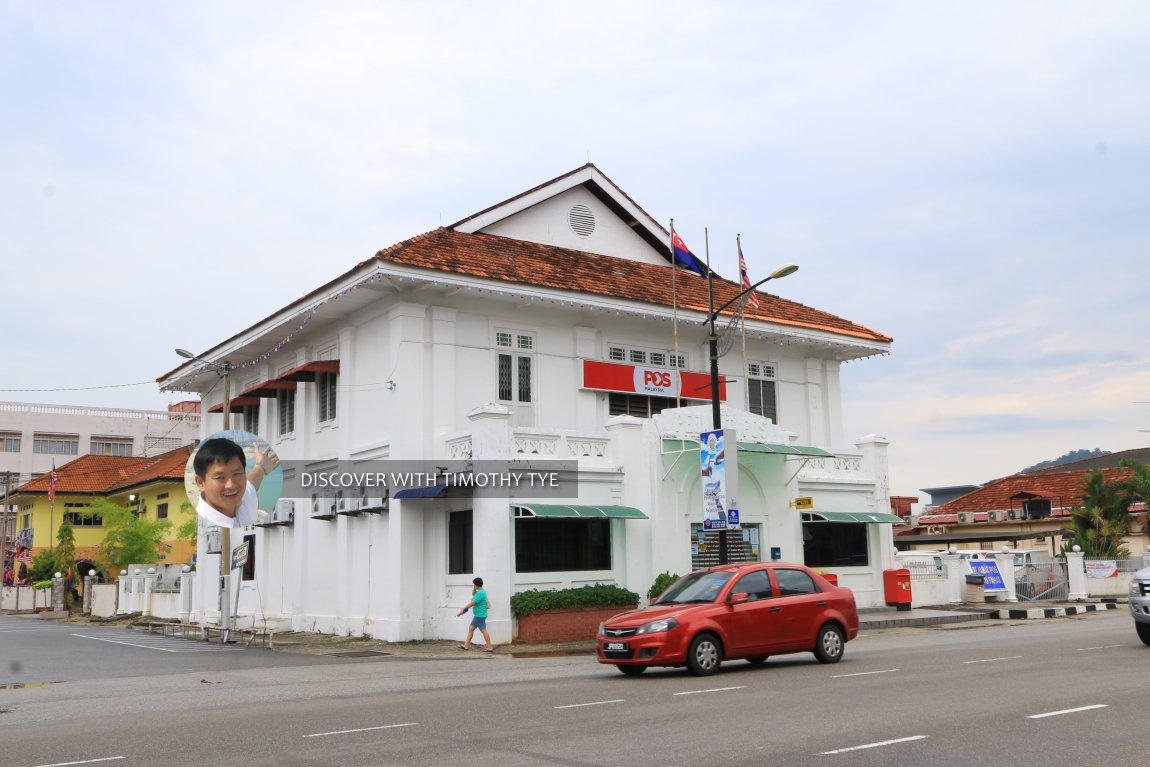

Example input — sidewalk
[264,601,1121,658]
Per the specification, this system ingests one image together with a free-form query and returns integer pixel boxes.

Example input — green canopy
[513,504,648,519]
[802,511,906,524]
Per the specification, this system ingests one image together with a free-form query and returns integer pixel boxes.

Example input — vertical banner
[700,428,739,530]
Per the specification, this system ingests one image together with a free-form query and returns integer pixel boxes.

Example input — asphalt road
[2,611,1147,767]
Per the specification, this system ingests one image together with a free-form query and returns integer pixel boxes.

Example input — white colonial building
[160,165,899,643]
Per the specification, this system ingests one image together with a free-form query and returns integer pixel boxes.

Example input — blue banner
[969,560,1006,591]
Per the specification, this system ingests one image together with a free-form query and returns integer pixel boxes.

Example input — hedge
[511,584,640,617]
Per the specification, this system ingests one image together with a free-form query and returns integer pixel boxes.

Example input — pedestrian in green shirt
[457,576,494,653]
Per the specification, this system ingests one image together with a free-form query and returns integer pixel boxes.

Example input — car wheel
[1136,622,1150,646]
[687,633,722,676]
[618,665,647,676]
[746,656,769,666]
[814,624,845,664]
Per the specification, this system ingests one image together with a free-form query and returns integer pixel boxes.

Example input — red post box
[883,568,912,611]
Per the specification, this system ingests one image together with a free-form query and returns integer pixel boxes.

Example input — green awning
[660,439,834,459]
[740,443,834,458]
[513,504,648,519]
[802,511,906,525]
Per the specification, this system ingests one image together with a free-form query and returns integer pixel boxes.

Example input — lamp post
[701,263,799,564]
[175,348,234,639]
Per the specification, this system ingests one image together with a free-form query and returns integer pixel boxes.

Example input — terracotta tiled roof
[371,229,891,343]
[16,445,195,496]
[108,444,195,492]
[930,467,1136,515]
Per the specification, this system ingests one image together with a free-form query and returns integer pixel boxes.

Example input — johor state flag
[48,462,57,503]
[738,242,761,308]
[671,227,709,278]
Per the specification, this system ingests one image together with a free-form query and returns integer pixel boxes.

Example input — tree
[176,502,198,545]
[1116,459,1150,508]
[93,499,172,572]
[55,519,77,605]
[29,550,59,582]
[1063,469,1132,558]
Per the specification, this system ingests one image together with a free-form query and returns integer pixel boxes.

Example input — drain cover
[324,651,391,658]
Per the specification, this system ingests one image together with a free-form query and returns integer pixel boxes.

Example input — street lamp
[175,347,235,639]
[700,263,799,564]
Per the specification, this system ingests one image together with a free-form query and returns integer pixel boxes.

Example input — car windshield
[654,570,734,604]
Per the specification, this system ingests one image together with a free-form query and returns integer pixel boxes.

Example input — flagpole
[670,219,680,408]
[49,462,56,552]
[739,235,750,411]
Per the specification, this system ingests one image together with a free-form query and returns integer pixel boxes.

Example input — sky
[2,1,1148,506]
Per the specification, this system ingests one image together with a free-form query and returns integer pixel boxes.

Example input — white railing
[0,400,200,423]
[796,452,865,482]
[512,430,610,459]
[445,430,611,460]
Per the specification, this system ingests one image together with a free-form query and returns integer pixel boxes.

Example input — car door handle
[817,601,828,606]
[769,607,782,612]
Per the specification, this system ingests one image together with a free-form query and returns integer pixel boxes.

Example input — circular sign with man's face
[184,430,283,525]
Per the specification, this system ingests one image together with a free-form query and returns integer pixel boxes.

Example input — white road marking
[963,656,1023,664]
[32,757,125,767]
[831,669,899,678]
[0,627,74,632]
[820,735,927,755]
[554,699,624,709]
[1077,645,1123,651]
[1028,704,1108,719]
[673,686,745,696]
[71,633,238,652]
[304,723,419,738]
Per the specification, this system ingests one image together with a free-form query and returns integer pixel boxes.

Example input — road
[2,611,1147,766]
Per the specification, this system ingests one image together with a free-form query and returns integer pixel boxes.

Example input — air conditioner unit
[337,490,363,516]
[1007,508,1025,521]
[310,493,335,520]
[987,510,1005,523]
[272,499,296,526]
[359,486,388,514]
[909,515,922,526]
[958,512,974,524]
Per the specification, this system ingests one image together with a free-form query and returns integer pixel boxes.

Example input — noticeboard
[968,560,1005,591]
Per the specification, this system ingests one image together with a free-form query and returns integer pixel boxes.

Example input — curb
[860,612,991,630]
[996,602,1119,620]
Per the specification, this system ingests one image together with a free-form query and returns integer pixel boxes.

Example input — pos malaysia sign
[581,360,725,402]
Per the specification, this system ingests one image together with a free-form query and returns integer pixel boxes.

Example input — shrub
[647,571,680,601]
[32,580,53,590]
[511,584,640,617]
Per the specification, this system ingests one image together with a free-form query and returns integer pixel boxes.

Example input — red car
[597,562,859,676]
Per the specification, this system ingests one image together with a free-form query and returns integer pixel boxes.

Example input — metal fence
[1015,561,1069,601]
[901,560,947,580]
[1083,557,1144,575]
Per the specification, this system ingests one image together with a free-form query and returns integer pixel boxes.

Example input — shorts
[470,616,487,630]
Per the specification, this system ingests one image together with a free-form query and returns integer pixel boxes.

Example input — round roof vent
[568,203,596,238]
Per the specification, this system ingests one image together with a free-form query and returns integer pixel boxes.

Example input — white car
[1129,566,1150,645]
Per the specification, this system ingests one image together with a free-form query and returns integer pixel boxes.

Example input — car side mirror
[729,592,749,605]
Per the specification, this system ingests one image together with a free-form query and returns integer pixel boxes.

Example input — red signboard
[581,360,725,401]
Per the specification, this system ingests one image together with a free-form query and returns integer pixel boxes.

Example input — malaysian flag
[48,461,57,503]
[738,241,761,309]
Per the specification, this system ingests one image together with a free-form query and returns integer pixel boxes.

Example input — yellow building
[8,444,198,577]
